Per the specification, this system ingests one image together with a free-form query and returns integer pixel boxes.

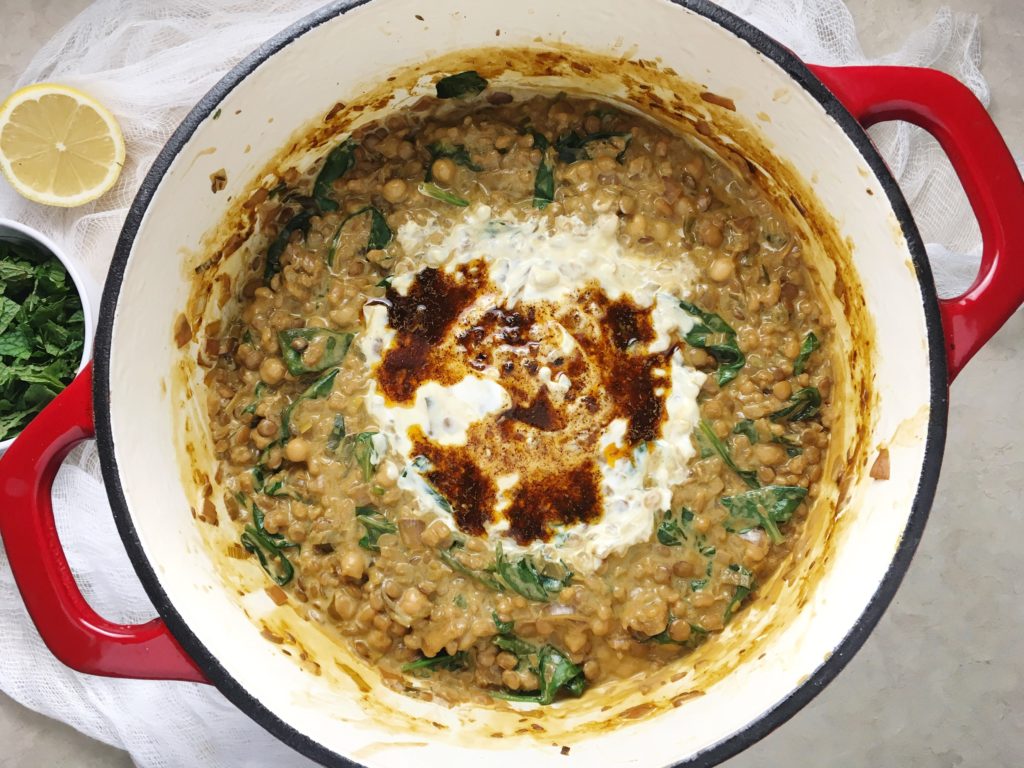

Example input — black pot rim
[93,1,949,766]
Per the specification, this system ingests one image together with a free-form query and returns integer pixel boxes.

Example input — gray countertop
[1,1,1021,766]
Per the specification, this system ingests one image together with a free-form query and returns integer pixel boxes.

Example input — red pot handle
[0,363,206,683]
[810,65,1024,382]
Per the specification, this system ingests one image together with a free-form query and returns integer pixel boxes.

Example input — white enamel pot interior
[94,0,945,766]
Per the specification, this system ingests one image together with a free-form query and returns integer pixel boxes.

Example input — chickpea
[284,437,311,463]
[397,586,432,620]
[382,178,408,203]
[430,157,456,185]
[618,194,637,215]
[590,618,610,636]
[773,380,793,401]
[564,630,588,654]
[674,196,696,217]
[341,550,366,581]
[258,357,285,387]
[708,257,734,282]
[651,219,671,242]
[683,346,711,368]
[626,214,647,238]
[331,591,358,620]
[782,336,802,359]
[518,670,539,691]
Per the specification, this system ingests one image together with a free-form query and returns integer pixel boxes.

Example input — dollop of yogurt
[360,205,705,573]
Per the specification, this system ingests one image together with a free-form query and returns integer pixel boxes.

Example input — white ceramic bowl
[0,219,99,453]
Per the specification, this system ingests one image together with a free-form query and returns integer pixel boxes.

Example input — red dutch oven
[1,1,1022,766]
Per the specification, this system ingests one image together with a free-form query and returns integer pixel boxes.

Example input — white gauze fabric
[0,2,1007,766]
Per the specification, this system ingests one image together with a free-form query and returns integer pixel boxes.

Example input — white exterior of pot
[97,1,941,766]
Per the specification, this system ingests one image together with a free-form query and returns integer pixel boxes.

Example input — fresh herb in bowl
[0,239,84,441]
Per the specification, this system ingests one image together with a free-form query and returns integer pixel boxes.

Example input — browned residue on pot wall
[172,42,876,744]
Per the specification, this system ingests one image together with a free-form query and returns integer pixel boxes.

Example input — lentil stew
[199,72,835,707]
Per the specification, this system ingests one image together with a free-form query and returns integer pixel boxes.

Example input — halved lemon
[0,83,125,207]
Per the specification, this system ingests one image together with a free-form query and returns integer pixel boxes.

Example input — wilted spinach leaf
[533,153,554,209]
[438,541,571,602]
[678,300,745,386]
[491,643,586,705]
[435,71,488,99]
[280,368,338,439]
[239,497,299,586]
[721,485,807,545]
[492,611,514,635]
[494,542,573,602]
[337,431,385,481]
[426,142,482,180]
[770,387,821,423]
[724,563,755,622]
[656,507,693,546]
[439,541,504,591]
[313,137,357,212]
[772,433,804,457]
[240,381,267,416]
[277,328,354,375]
[402,650,469,676]
[355,505,397,552]
[697,419,759,489]
[553,130,631,164]
[792,331,819,376]
[732,419,759,444]
[326,415,346,451]
[493,632,538,658]
[326,205,392,267]
[645,618,710,648]
[265,208,314,281]
[418,181,469,207]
